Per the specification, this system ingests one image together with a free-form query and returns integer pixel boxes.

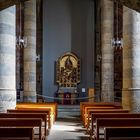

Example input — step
[57,105,80,118]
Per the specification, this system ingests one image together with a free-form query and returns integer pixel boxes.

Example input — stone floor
[47,117,90,140]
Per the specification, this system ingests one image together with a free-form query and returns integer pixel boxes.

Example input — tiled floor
[47,117,90,140]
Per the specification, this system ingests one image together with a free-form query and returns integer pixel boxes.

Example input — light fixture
[111,37,123,49]
[97,54,102,62]
[16,36,27,48]
[36,54,40,61]
[112,1,123,49]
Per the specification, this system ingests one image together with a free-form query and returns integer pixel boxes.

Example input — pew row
[95,118,140,140]
[16,102,57,122]
[0,113,48,136]
[80,102,122,123]
[0,127,34,140]
[85,109,129,128]
[90,113,140,138]
[80,102,122,115]
[7,108,51,129]
[80,102,122,113]
[104,127,140,140]
[83,106,121,125]
[0,118,43,140]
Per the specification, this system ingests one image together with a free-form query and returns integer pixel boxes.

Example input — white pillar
[0,6,16,112]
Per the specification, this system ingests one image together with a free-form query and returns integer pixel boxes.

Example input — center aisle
[47,117,89,140]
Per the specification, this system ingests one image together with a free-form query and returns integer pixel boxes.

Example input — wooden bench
[85,109,129,128]
[80,102,122,123]
[83,106,121,123]
[7,108,51,129]
[83,107,115,127]
[80,102,122,114]
[80,102,122,112]
[90,113,140,137]
[0,112,48,136]
[104,127,140,140]
[16,103,57,121]
[0,118,43,140]
[95,118,140,140]
[0,127,34,140]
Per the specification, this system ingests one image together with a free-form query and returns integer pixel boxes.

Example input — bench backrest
[0,112,48,136]
[0,127,34,140]
[92,113,140,123]
[7,109,51,128]
[84,106,121,118]
[80,102,122,113]
[89,109,129,114]
[104,127,140,140]
[96,118,140,140]
[84,109,129,127]
[16,103,57,119]
[80,102,122,120]
[91,113,140,137]
[0,118,42,140]
[80,102,122,110]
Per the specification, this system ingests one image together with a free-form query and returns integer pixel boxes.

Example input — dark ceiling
[0,0,140,13]
[0,0,28,11]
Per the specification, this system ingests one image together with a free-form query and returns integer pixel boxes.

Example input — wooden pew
[0,113,48,136]
[80,102,122,114]
[90,113,140,138]
[7,108,51,129]
[104,127,140,140]
[83,107,123,127]
[84,109,129,128]
[95,118,140,140]
[80,102,122,113]
[80,102,122,122]
[0,118,43,140]
[16,102,57,121]
[84,106,120,121]
[0,127,34,140]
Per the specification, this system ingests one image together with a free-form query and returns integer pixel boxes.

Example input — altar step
[57,105,80,118]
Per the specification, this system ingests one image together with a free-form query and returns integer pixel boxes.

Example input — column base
[0,90,16,112]
[23,91,37,103]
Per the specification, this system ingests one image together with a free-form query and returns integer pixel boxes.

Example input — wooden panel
[88,88,94,102]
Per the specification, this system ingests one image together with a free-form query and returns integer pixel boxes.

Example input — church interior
[0,0,140,139]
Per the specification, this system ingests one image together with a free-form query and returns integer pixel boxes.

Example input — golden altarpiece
[56,52,80,104]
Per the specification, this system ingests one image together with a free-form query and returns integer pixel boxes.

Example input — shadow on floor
[63,136,90,140]
[65,128,87,133]
[48,117,89,140]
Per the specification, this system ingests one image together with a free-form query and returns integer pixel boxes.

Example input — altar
[55,92,78,105]
[55,52,80,104]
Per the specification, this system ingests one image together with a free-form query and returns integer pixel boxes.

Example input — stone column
[123,7,140,112]
[101,0,114,102]
[122,6,132,110]
[131,10,140,112]
[0,6,16,112]
[23,0,37,102]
